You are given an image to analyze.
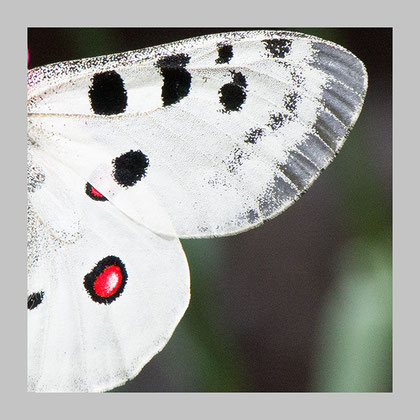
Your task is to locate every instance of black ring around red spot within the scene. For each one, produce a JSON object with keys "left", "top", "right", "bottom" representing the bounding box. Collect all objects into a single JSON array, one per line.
[
  {"left": 85, "top": 182, "right": 108, "bottom": 201},
  {"left": 84, "top": 256, "right": 128, "bottom": 304}
]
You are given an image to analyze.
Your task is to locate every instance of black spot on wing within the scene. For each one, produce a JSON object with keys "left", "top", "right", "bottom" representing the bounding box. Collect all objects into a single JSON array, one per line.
[
  {"left": 156, "top": 54, "right": 192, "bottom": 106},
  {"left": 219, "top": 84, "right": 246, "bottom": 112},
  {"left": 267, "top": 112, "right": 288, "bottom": 130},
  {"left": 113, "top": 150, "right": 149, "bottom": 188},
  {"left": 284, "top": 91, "right": 300, "bottom": 113},
  {"left": 263, "top": 39, "right": 292, "bottom": 58},
  {"left": 28, "top": 291, "right": 44, "bottom": 310},
  {"left": 244, "top": 127, "right": 265, "bottom": 144},
  {"left": 216, "top": 43, "right": 233, "bottom": 64},
  {"left": 89, "top": 71, "right": 127, "bottom": 115},
  {"left": 219, "top": 71, "right": 247, "bottom": 112},
  {"left": 157, "top": 54, "right": 190, "bottom": 68},
  {"left": 231, "top": 71, "right": 247, "bottom": 88}
]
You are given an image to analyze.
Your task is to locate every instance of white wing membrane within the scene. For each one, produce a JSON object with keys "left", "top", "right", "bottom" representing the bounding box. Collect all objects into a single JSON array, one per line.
[
  {"left": 27, "top": 146, "right": 190, "bottom": 392},
  {"left": 27, "top": 30, "right": 367, "bottom": 392}
]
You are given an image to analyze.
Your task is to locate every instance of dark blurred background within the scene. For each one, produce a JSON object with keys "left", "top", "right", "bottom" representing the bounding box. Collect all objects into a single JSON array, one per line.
[{"left": 27, "top": 28, "right": 392, "bottom": 392}]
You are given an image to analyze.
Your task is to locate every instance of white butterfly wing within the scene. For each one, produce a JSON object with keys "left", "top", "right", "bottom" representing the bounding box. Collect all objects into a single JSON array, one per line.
[
  {"left": 27, "top": 146, "right": 190, "bottom": 392},
  {"left": 27, "top": 30, "right": 367, "bottom": 238}
]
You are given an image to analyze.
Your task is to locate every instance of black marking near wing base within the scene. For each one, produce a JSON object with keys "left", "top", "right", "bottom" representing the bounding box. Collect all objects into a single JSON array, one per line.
[
  {"left": 28, "top": 291, "right": 44, "bottom": 310},
  {"left": 88, "top": 71, "right": 127, "bottom": 115},
  {"left": 157, "top": 54, "right": 192, "bottom": 106},
  {"left": 216, "top": 43, "right": 233, "bottom": 64},
  {"left": 112, "top": 150, "right": 149, "bottom": 188}
]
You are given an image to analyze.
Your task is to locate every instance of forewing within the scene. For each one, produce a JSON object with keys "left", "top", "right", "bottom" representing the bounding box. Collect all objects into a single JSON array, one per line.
[{"left": 27, "top": 30, "right": 367, "bottom": 237}]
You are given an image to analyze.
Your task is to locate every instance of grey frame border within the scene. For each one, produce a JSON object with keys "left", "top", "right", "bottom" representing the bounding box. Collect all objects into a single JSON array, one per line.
[{"left": 3, "top": 0, "right": 415, "bottom": 417}]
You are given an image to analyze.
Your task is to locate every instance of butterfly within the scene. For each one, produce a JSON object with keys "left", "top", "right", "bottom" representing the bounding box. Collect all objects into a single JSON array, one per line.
[{"left": 27, "top": 30, "right": 368, "bottom": 392}]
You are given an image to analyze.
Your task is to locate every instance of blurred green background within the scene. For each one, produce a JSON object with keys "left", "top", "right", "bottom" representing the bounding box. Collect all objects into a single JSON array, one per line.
[{"left": 27, "top": 28, "right": 392, "bottom": 392}]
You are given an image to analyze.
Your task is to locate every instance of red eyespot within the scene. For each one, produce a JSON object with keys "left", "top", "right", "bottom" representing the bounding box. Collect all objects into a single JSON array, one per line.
[
  {"left": 85, "top": 182, "right": 107, "bottom": 201},
  {"left": 84, "top": 256, "right": 127, "bottom": 304},
  {"left": 93, "top": 265, "right": 123, "bottom": 298}
]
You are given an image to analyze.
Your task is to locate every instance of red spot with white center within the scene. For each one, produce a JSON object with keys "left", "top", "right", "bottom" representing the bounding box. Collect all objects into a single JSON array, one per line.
[
  {"left": 84, "top": 256, "right": 127, "bottom": 304},
  {"left": 94, "top": 265, "right": 122, "bottom": 297}
]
